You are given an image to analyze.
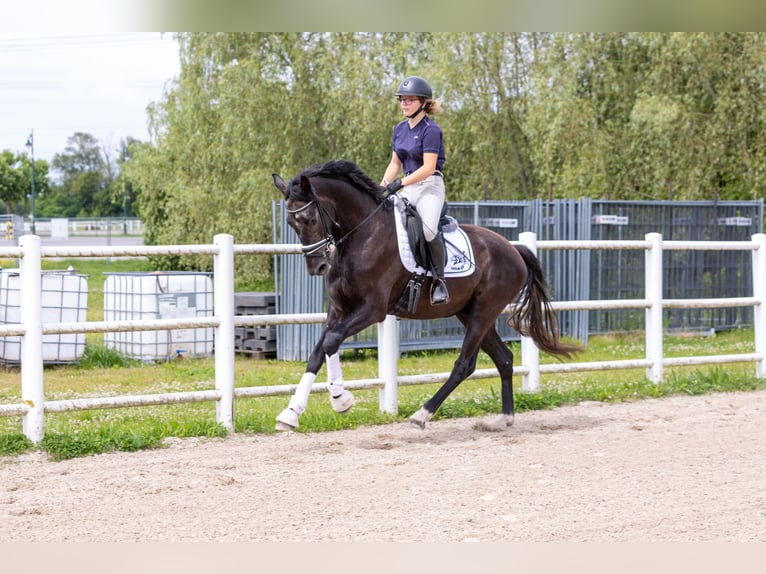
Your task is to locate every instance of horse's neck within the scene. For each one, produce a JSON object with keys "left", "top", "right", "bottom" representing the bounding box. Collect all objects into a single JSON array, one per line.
[{"left": 319, "top": 186, "right": 379, "bottom": 231}]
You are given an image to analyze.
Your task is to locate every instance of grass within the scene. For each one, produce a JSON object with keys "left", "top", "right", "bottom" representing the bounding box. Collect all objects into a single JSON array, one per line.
[
  {"left": 2, "top": 327, "right": 763, "bottom": 461},
  {"left": 1, "top": 257, "right": 764, "bottom": 461}
]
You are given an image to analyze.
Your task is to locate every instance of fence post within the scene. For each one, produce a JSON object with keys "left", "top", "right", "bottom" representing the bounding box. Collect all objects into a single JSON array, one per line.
[
  {"left": 645, "top": 232, "right": 664, "bottom": 383},
  {"left": 753, "top": 233, "right": 766, "bottom": 379},
  {"left": 19, "top": 235, "right": 44, "bottom": 443},
  {"left": 377, "top": 314, "right": 399, "bottom": 414},
  {"left": 519, "top": 231, "right": 541, "bottom": 392},
  {"left": 214, "top": 233, "right": 235, "bottom": 432}
]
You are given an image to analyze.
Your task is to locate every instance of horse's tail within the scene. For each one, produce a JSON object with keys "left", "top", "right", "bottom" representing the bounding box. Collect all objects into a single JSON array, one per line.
[{"left": 509, "top": 245, "right": 583, "bottom": 360}]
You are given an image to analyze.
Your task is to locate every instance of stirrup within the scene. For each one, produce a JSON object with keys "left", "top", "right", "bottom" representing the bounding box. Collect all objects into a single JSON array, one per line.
[{"left": 431, "top": 280, "right": 449, "bottom": 305}]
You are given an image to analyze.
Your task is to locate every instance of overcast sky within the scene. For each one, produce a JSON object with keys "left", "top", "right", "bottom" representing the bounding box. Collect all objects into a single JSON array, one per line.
[{"left": 0, "top": 32, "right": 180, "bottom": 164}]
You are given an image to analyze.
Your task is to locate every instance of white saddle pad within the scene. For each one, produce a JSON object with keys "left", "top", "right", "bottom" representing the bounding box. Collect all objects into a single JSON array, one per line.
[{"left": 391, "top": 194, "right": 475, "bottom": 278}]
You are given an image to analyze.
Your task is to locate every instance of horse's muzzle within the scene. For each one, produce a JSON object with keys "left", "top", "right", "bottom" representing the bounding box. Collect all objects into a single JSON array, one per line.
[{"left": 307, "top": 258, "right": 330, "bottom": 276}]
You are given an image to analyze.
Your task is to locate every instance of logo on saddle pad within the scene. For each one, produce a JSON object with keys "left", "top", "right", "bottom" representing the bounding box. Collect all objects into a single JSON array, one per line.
[{"left": 391, "top": 195, "right": 474, "bottom": 278}]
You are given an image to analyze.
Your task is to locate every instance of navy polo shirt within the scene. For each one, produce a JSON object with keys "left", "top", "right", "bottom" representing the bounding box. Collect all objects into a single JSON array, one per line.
[{"left": 392, "top": 116, "right": 445, "bottom": 175}]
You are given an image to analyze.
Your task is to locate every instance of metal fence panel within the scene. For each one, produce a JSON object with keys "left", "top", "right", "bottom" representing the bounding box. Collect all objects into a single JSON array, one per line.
[
  {"left": 588, "top": 200, "right": 762, "bottom": 334},
  {"left": 275, "top": 198, "right": 764, "bottom": 360}
]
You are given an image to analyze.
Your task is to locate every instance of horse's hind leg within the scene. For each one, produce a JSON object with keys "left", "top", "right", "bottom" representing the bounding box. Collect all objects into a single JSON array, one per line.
[
  {"left": 409, "top": 322, "right": 514, "bottom": 431},
  {"left": 409, "top": 314, "right": 489, "bottom": 429},
  {"left": 409, "top": 348, "right": 479, "bottom": 430},
  {"left": 472, "top": 328, "right": 516, "bottom": 432}
]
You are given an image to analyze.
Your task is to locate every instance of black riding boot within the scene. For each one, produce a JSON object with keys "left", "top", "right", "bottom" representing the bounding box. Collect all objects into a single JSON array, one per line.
[{"left": 427, "top": 237, "right": 449, "bottom": 305}]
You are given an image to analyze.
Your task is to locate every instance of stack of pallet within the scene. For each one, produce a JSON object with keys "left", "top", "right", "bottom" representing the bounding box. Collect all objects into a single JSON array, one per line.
[{"left": 234, "top": 292, "right": 277, "bottom": 358}]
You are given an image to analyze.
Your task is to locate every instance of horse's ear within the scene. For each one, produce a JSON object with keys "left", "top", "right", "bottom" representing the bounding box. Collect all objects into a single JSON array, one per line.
[
  {"left": 299, "top": 176, "right": 313, "bottom": 196},
  {"left": 272, "top": 174, "right": 289, "bottom": 198}
]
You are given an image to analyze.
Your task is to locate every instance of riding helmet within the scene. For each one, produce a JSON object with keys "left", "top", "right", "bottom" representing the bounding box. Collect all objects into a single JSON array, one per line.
[{"left": 395, "top": 76, "right": 433, "bottom": 99}]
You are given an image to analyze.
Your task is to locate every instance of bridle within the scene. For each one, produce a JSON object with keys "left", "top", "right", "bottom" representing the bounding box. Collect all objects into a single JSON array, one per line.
[
  {"left": 285, "top": 197, "right": 337, "bottom": 257},
  {"left": 286, "top": 184, "right": 388, "bottom": 258}
]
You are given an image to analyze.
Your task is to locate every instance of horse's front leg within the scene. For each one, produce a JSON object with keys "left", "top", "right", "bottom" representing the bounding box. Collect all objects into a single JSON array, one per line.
[
  {"left": 325, "top": 351, "right": 355, "bottom": 414},
  {"left": 275, "top": 312, "right": 359, "bottom": 431},
  {"left": 275, "top": 332, "right": 330, "bottom": 431},
  {"left": 274, "top": 349, "right": 354, "bottom": 431}
]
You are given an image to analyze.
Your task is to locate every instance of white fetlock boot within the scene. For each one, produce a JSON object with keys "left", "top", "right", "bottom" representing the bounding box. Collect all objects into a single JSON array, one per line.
[
  {"left": 328, "top": 382, "right": 354, "bottom": 413},
  {"left": 275, "top": 406, "right": 301, "bottom": 431}
]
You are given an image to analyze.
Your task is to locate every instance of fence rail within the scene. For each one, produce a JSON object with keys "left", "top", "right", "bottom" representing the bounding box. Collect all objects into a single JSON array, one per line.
[
  {"left": 1, "top": 232, "right": 764, "bottom": 443},
  {"left": 276, "top": 198, "right": 764, "bottom": 357}
]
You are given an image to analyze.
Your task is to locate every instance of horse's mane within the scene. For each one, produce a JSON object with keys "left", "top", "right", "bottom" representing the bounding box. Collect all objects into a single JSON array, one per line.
[{"left": 291, "top": 159, "right": 387, "bottom": 205}]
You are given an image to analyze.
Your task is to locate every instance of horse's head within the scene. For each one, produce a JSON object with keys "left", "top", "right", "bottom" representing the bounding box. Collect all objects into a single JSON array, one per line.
[
  {"left": 273, "top": 172, "right": 333, "bottom": 276},
  {"left": 274, "top": 160, "right": 388, "bottom": 277}
]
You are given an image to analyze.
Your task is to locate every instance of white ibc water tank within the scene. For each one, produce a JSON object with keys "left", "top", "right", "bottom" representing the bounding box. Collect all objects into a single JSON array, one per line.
[
  {"left": 0, "top": 269, "right": 88, "bottom": 364},
  {"left": 103, "top": 272, "right": 214, "bottom": 361}
]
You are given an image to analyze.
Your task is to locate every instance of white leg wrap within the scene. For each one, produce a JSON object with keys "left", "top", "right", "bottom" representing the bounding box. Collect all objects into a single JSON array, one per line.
[
  {"left": 326, "top": 353, "right": 354, "bottom": 413},
  {"left": 326, "top": 353, "right": 346, "bottom": 398},
  {"left": 288, "top": 372, "right": 316, "bottom": 415},
  {"left": 326, "top": 353, "right": 343, "bottom": 382}
]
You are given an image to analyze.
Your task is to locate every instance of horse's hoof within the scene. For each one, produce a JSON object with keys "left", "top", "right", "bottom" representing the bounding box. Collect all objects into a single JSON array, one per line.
[
  {"left": 275, "top": 407, "right": 299, "bottom": 431},
  {"left": 495, "top": 413, "right": 514, "bottom": 427},
  {"left": 329, "top": 389, "right": 355, "bottom": 413},
  {"left": 409, "top": 407, "right": 433, "bottom": 430},
  {"left": 409, "top": 417, "right": 426, "bottom": 430},
  {"left": 473, "top": 414, "right": 514, "bottom": 432}
]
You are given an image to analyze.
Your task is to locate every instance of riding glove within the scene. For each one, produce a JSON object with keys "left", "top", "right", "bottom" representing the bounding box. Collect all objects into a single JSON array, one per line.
[{"left": 385, "top": 178, "right": 403, "bottom": 193}]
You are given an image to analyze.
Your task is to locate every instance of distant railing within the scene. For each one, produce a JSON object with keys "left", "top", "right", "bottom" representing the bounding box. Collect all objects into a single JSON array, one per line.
[
  {"left": 24, "top": 217, "right": 144, "bottom": 237},
  {"left": 1, "top": 232, "right": 764, "bottom": 444}
]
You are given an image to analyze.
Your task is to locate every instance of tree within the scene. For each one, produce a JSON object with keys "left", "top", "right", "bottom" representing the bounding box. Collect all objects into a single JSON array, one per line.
[
  {"left": 38, "top": 132, "right": 120, "bottom": 217},
  {"left": 0, "top": 149, "right": 49, "bottom": 216},
  {"left": 0, "top": 150, "right": 24, "bottom": 213},
  {"left": 525, "top": 32, "right": 766, "bottom": 200},
  {"left": 125, "top": 33, "right": 417, "bottom": 279},
  {"left": 126, "top": 33, "right": 766, "bottom": 285}
]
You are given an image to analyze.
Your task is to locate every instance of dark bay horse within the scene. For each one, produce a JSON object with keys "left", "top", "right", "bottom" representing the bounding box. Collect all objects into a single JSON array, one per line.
[{"left": 272, "top": 159, "right": 580, "bottom": 431}]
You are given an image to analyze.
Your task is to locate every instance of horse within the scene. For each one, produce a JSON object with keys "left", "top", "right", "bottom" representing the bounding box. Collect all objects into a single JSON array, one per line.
[{"left": 272, "top": 159, "right": 581, "bottom": 431}]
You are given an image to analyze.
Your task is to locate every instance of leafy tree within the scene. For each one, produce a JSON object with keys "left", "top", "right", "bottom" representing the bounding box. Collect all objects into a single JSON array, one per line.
[
  {"left": 38, "top": 132, "right": 120, "bottom": 218},
  {"left": 0, "top": 150, "right": 24, "bottom": 213},
  {"left": 526, "top": 32, "right": 766, "bottom": 200},
  {"left": 0, "top": 149, "right": 49, "bottom": 216},
  {"left": 125, "top": 33, "right": 414, "bottom": 279},
  {"left": 124, "top": 32, "right": 766, "bottom": 285}
]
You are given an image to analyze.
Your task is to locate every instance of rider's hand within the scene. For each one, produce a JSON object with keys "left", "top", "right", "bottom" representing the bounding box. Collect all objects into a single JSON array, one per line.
[{"left": 385, "top": 178, "right": 403, "bottom": 193}]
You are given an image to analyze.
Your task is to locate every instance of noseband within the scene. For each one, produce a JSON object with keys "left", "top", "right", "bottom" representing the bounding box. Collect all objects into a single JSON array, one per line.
[
  {"left": 286, "top": 184, "right": 388, "bottom": 258},
  {"left": 285, "top": 199, "right": 333, "bottom": 256}
]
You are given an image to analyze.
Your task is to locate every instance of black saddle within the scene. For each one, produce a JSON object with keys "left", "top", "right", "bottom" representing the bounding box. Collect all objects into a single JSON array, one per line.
[
  {"left": 402, "top": 199, "right": 449, "bottom": 270},
  {"left": 391, "top": 199, "right": 451, "bottom": 314}
]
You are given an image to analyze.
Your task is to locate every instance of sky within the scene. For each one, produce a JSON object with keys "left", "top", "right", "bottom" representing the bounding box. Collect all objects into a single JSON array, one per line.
[{"left": 0, "top": 31, "right": 180, "bottom": 164}]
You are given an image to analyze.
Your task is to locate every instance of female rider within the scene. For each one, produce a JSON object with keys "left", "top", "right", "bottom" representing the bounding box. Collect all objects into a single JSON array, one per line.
[{"left": 381, "top": 75, "right": 448, "bottom": 305}]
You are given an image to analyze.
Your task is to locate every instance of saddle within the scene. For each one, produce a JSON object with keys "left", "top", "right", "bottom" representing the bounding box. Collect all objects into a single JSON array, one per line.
[
  {"left": 402, "top": 198, "right": 450, "bottom": 271},
  {"left": 393, "top": 198, "right": 451, "bottom": 314}
]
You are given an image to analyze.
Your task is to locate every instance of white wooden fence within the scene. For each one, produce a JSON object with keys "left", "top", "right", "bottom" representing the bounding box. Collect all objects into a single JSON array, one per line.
[{"left": 1, "top": 232, "right": 764, "bottom": 444}]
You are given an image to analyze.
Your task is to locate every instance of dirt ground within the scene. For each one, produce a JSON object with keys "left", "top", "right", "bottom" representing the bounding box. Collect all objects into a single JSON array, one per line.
[{"left": 1, "top": 390, "right": 765, "bottom": 542}]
